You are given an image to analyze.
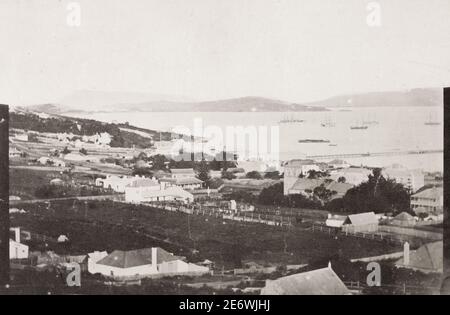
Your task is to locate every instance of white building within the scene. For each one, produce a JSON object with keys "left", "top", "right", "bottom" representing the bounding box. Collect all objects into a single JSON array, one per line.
[
  {"left": 283, "top": 159, "right": 320, "bottom": 195},
  {"left": 125, "top": 178, "right": 194, "bottom": 204},
  {"left": 9, "top": 228, "right": 28, "bottom": 260},
  {"left": 410, "top": 187, "right": 443, "bottom": 215},
  {"left": 96, "top": 175, "right": 137, "bottom": 193},
  {"left": 88, "top": 247, "right": 209, "bottom": 278},
  {"left": 382, "top": 164, "right": 424, "bottom": 193},
  {"left": 9, "top": 148, "right": 21, "bottom": 158},
  {"left": 329, "top": 167, "right": 372, "bottom": 186}
]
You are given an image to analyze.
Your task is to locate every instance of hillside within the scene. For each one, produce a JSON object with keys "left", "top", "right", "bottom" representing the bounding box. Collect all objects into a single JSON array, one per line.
[
  {"left": 305, "top": 88, "right": 442, "bottom": 108},
  {"left": 10, "top": 109, "right": 177, "bottom": 148}
]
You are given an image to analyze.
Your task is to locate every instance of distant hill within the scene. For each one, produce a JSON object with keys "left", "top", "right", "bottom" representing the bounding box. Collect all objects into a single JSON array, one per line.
[{"left": 305, "top": 88, "right": 442, "bottom": 108}]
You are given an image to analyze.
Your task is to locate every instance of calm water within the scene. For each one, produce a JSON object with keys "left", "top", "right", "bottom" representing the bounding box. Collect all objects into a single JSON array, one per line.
[{"left": 70, "top": 106, "right": 443, "bottom": 172}]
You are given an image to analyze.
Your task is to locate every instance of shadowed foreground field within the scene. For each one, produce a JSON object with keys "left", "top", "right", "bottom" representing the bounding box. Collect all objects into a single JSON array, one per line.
[{"left": 11, "top": 200, "right": 402, "bottom": 269}]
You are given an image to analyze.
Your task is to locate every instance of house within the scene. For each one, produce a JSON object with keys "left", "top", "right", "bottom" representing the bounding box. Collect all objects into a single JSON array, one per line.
[
  {"left": 286, "top": 178, "right": 352, "bottom": 199},
  {"left": 382, "top": 164, "right": 424, "bottom": 193},
  {"left": 329, "top": 167, "right": 372, "bottom": 186},
  {"left": 14, "top": 133, "right": 29, "bottom": 142},
  {"left": 89, "top": 247, "right": 209, "bottom": 278},
  {"left": 50, "top": 178, "right": 64, "bottom": 186},
  {"left": 87, "top": 251, "right": 109, "bottom": 275},
  {"left": 125, "top": 179, "right": 194, "bottom": 203},
  {"left": 159, "top": 177, "right": 203, "bottom": 190},
  {"left": 342, "top": 212, "right": 379, "bottom": 233},
  {"left": 96, "top": 175, "right": 136, "bottom": 193},
  {"left": 9, "top": 147, "right": 21, "bottom": 158},
  {"left": 220, "top": 179, "right": 280, "bottom": 196},
  {"left": 9, "top": 228, "right": 28, "bottom": 259},
  {"left": 410, "top": 187, "right": 443, "bottom": 215},
  {"left": 396, "top": 241, "right": 442, "bottom": 274},
  {"left": 327, "top": 159, "right": 350, "bottom": 169},
  {"left": 260, "top": 264, "right": 350, "bottom": 295},
  {"left": 38, "top": 156, "right": 51, "bottom": 165},
  {"left": 283, "top": 159, "right": 320, "bottom": 195},
  {"left": 326, "top": 214, "right": 347, "bottom": 228},
  {"left": 391, "top": 212, "right": 416, "bottom": 227},
  {"left": 170, "top": 168, "right": 196, "bottom": 179}
]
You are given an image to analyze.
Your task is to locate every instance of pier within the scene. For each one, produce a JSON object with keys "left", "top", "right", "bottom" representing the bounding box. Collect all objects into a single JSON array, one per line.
[{"left": 307, "top": 149, "right": 443, "bottom": 160}]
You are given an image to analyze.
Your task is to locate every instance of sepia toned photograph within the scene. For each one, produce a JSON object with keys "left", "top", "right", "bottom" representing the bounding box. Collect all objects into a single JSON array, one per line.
[{"left": 0, "top": 0, "right": 448, "bottom": 299}]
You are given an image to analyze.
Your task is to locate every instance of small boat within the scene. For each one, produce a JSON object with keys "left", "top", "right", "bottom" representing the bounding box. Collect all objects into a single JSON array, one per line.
[
  {"left": 298, "top": 139, "right": 330, "bottom": 143},
  {"left": 328, "top": 143, "right": 338, "bottom": 147},
  {"left": 350, "top": 125, "right": 368, "bottom": 130}
]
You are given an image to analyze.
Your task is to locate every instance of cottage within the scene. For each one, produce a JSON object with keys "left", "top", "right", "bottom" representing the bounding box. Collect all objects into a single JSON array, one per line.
[
  {"left": 9, "top": 147, "right": 21, "bottom": 158},
  {"left": 326, "top": 214, "right": 347, "bottom": 228},
  {"left": 396, "top": 241, "right": 442, "bottom": 274},
  {"left": 89, "top": 247, "right": 209, "bottom": 278},
  {"left": 283, "top": 159, "right": 320, "bottom": 195},
  {"left": 125, "top": 179, "right": 194, "bottom": 204},
  {"left": 160, "top": 177, "right": 203, "bottom": 190},
  {"left": 9, "top": 227, "right": 28, "bottom": 259},
  {"left": 327, "top": 159, "right": 350, "bottom": 169},
  {"left": 342, "top": 212, "right": 379, "bottom": 233},
  {"left": 329, "top": 167, "right": 372, "bottom": 186},
  {"left": 170, "top": 168, "right": 196, "bottom": 179},
  {"left": 260, "top": 265, "right": 350, "bottom": 295},
  {"left": 410, "top": 187, "right": 443, "bottom": 215},
  {"left": 391, "top": 212, "right": 416, "bottom": 227}
]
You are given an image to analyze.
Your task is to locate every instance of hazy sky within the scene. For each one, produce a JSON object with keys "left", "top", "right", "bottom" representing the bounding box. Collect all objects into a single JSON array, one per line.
[{"left": 1, "top": 0, "right": 449, "bottom": 105}]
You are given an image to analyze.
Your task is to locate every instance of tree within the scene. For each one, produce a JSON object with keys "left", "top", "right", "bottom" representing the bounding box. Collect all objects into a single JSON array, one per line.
[
  {"left": 132, "top": 167, "right": 153, "bottom": 178},
  {"left": 79, "top": 148, "right": 88, "bottom": 155},
  {"left": 338, "top": 176, "right": 346, "bottom": 183},
  {"left": 197, "top": 159, "right": 210, "bottom": 183},
  {"left": 246, "top": 171, "right": 262, "bottom": 180},
  {"left": 264, "top": 171, "right": 281, "bottom": 180},
  {"left": 62, "top": 147, "right": 71, "bottom": 155},
  {"left": 340, "top": 168, "right": 410, "bottom": 214},
  {"left": 221, "top": 170, "right": 236, "bottom": 180},
  {"left": 312, "top": 184, "right": 337, "bottom": 205}
]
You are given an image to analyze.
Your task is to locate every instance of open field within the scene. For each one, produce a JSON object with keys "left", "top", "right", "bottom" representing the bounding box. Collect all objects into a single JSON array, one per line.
[{"left": 11, "top": 199, "right": 402, "bottom": 270}]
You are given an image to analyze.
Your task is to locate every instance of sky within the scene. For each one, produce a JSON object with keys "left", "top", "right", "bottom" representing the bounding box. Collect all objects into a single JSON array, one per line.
[{"left": 0, "top": 0, "right": 449, "bottom": 106}]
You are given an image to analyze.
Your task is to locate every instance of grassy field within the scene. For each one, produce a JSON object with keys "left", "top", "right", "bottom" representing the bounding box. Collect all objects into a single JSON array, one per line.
[{"left": 12, "top": 199, "right": 402, "bottom": 270}]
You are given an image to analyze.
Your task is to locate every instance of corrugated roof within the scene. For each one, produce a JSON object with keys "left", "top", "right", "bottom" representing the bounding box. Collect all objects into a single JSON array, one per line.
[
  {"left": 171, "top": 168, "right": 195, "bottom": 174},
  {"left": 325, "top": 182, "right": 353, "bottom": 195},
  {"left": 344, "top": 212, "right": 378, "bottom": 226},
  {"left": 97, "top": 247, "right": 181, "bottom": 268},
  {"left": 260, "top": 267, "right": 350, "bottom": 295}
]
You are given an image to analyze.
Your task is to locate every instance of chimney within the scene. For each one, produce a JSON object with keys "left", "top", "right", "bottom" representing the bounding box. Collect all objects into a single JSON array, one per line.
[
  {"left": 152, "top": 247, "right": 158, "bottom": 270},
  {"left": 403, "top": 242, "right": 410, "bottom": 266},
  {"left": 14, "top": 227, "right": 20, "bottom": 243}
]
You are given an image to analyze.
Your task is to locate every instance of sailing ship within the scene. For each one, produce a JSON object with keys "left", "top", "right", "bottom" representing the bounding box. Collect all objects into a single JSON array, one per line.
[
  {"left": 278, "top": 114, "right": 304, "bottom": 124},
  {"left": 350, "top": 125, "right": 368, "bottom": 130},
  {"left": 424, "top": 113, "right": 441, "bottom": 126}
]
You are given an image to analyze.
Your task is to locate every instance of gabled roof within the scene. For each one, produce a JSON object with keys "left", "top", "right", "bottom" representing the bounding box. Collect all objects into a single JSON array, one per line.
[
  {"left": 394, "top": 212, "right": 415, "bottom": 221},
  {"left": 96, "top": 247, "right": 182, "bottom": 269},
  {"left": 325, "top": 182, "right": 353, "bottom": 195},
  {"left": 260, "top": 267, "right": 350, "bottom": 295},
  {"left": 161, "top": 177, "right": 203, "bottom": 185},
  {"left": 344, "top": 212, "right": 378, "bottom": 226},
  {"left": 396, "top": 241, "right": 442, "bottom": 272},
  {"left": 127, "top": 178, "right": 159, "bottom": 188},
  {"left": 171, "top": 168, "right": 195, "bottom": 174},
  {"left": 412, "top": 187, "right": 443, "bottom": 199},
  {"left": 290, "top": 178, "right": 325, "bottom": 191}
]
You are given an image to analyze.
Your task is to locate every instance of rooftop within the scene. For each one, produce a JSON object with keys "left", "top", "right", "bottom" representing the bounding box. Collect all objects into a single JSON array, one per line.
[
  {"left": 97, "top": 247, "right": 182, "bottom": 269},
  {"left": 344, "top": 212, "right": 378, "bottom": 226},
  {"left": 412, "top": 187, "right": 443, "bottom": 199},
  {"left": 260, "top": 266, "right": 350, "bottom": 295}
]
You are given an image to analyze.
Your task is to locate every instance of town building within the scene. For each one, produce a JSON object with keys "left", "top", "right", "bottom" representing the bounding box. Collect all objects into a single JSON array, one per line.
[
  {"left": 342, "top": 212, "right": 379, "bottom": 233},
  {"left": 382, "top": 164, "right": 424, "bottom": 193},
  {"left": 170, "top": 168, "right": 196, "bottom": 179},
  {"left": 9, "top": 147, "right": 21, "bottom": 158},
  {"left": 391, "top": 212, "right": 416, "bottom": 227},
  {"left": 329, "top": 167, "right": 372, "bottom": 186},
  {"left": 125, "top": 179, "right": 194, "bottom": 204},
  {"left": 160, "top": 177, "right": 203, "bottom": 190},
  {"left": 260, "top": 264, "right": 350, "bottom": 295},
  {"left": 9, "top": 228, "right": 28, "bottom": 260},
  {"left": 286, "top": 178, "right": 352, "bottom": 199},
  {"left": 410, "top": 187, "right": 443, "bottom": 215},
  {"left": 88, "top": 247, "right": 209, "bottom": 278},
  {"left": 283, "top": 159, "right": 321, "bottom": 195},
  {"left": 396, "top": 241, "right": 442, "bottom": 274},
  {"left": 327, "top": 159, "right": 350, "bottom": 169},
  {"left": 96, "top": 175, "right": 136, "bottom": 193}
]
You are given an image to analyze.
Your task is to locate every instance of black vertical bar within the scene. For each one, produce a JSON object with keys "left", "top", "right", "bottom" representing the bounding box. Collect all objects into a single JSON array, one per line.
[
  {"left": 444, "top": 88, "right": 450, "bottom": 290},
  {"left": 0, "top": 104, "right": 9, "bottom": 285}
]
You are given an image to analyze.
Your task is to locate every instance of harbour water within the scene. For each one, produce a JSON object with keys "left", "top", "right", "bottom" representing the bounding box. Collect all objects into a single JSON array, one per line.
[{"left": 70, "top": 106, "right": 443, "bottom": 172}]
